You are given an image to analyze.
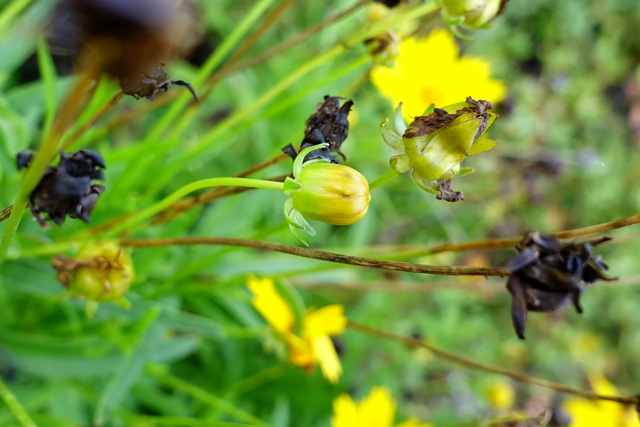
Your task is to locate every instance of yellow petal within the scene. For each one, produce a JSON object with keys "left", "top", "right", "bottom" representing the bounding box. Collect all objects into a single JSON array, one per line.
[
  {"left": 332, "top": 394, "right": 359, "bottom": 427},
  {"left": 371, "top": 29, "right": 506, "bottom": 118},
  {"left": 358, "top": 387, "right": 396, "bottom": 427},
  {"left": 312, "top": 335, "right": 342, "bottom": 383},
  {"left": 396, "top": 418, "right": 434, "bottom": 427},
  {"left": 247, "top": 275, "right": 294, "bottom": 334},
  {"left": 304, "top": 305, "right": 347, "bottom": 337},
  {"left": 285, "top": 332, "right": 315, "bottom": 369}
]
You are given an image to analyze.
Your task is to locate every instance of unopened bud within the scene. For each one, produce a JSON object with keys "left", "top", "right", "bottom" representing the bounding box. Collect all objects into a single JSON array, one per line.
[{"left": 290, "top": 163, "right": 370, "bottom": 226}]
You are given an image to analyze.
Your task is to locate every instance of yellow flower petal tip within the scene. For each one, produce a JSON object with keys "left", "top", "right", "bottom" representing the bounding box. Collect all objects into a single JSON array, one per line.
[
  {"left": 331, "top": 386, "right": 433, "bottom": 427},
  {"left": 371, "top": 29, "right": 506, "bottom": 118},
  {"left": 247, "top": 276, "right": 346, "bottom": 383}
]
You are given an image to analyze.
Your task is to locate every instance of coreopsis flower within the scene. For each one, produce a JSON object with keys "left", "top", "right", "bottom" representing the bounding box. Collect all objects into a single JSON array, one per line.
[
  {"left": 562, "top": 375, "right": 640, "bottom": 427},
  {"left": 486, "top": 380, "right": 515, "bottom": 411},
  {"left": 53, "top": 242, "right": 134, "bottom": 310},
  {"left": 381, "top": 97, "right": 497, "bottom": 201},
  {"left": 370, "top": 29, "right": 506, "bottom": 118},
  {"left": 284, "top": 144, "right": 371, "bottom": 244},
  {"left": 500, "top": 232, "right": 615, "bottom": 339},
  {"left": 437, "top": 0, "right": 511, "bottom": 30},
  {"left": 332, "top": 387, "right": 433, "bottom": 427},
  {"left": 17, "top": 149, "right": 106, "bottom": 227},
  {"left": 248, "top": 275, "right": 347, "bottom": 383}
]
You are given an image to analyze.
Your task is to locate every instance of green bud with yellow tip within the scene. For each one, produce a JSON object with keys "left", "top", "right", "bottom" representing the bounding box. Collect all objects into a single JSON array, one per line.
[
  {"left": 381, "top": 96, "right": 498, "bottom": 201},
  {"left": 284, "top": 144, "right": 371, "bottom": 245},
  {"left": 437, "top": 0, "right": 509, "bottom": 30},
  {"left": 53, "top": 241, "right": 135, "bottom": 304}
]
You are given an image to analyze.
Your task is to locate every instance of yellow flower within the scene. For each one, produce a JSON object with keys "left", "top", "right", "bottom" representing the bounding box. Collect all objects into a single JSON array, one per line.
[
  {"left": 486, "top": 380, "right": 515, "bottom": 411},
  {"left": 563, "top": 375, "right": 640, "bottom": 427},
  {"left": 248, "top": 275, "right": 347, "bottom": 383},
  {"left": 370, "top": 29, "right": 506, "bottom": 118},
  {"left": 332, "top": 387, "right": 433, "bottom": 427}
]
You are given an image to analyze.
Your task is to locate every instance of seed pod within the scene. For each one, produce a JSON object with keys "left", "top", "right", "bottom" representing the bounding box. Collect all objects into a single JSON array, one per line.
[{"left": 53, "top": 242, "right": 134, "bottom": 303}]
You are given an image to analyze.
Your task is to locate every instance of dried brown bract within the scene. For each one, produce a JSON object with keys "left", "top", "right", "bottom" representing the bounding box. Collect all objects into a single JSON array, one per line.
[
  {"left": 18, "top": 149, "right": 106, "bottom": 227},
  {"left": 282, "top": 95, "right": 354, "bottom": 164},
  {"left": 500, "top": 232, "right": 615, "bottom": 339}
]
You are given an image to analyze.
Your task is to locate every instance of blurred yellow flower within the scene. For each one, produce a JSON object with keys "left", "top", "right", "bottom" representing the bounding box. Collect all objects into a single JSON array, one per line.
[
  {"left": 248, "top": 275, "right": 347, "bottom": 383},
  {"left": 486, "top": 379, "right": 515, "bottom": 411},
  {"left": 332, "top": 387, "right": 434, "bottom": 427},
  {"left": 370, "top": 29, "right": 506, "bottom": 117},
  {"left": 563, "top": 375, "right": 640, "bottom": 427}
]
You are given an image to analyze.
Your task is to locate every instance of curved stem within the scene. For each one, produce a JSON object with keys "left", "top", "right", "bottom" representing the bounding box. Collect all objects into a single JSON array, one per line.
[
  {"left": 120, "top": 236, "right": 508, "bottom": 277},
  {"left": 0, "top": 376, "right": 36, "bottom": 427},
  {"left": 104, "top": 178, "right": 285, "bottom": 237},
  {"left": 0, "top": 77, "right": 94, "bottom": 265},
  {"left": 347, "top": 321, "right": 640, "bottom": 405},
  {"left": 369, "top": 169, "right": 399, "bottom": 190}
]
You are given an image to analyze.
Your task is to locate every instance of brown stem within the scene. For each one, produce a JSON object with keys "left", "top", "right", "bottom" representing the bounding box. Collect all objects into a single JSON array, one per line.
[
  {"left": 60, "top": 90, "right": 125, "bottom": 151},
  {"left": 347, "top": 321, "right": 640, "bottom": 405},
  {"left": 0, "top": 205, "right": 12, "bottom": 223},
  {"left": 372, "top": 214, "right": 640, "bottom": 258},
  {"left": 120, "top": 236, "right": 508, "bottom": 277}
]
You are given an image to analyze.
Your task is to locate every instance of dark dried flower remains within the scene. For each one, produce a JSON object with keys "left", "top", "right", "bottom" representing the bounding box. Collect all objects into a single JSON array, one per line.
[
  {"left": 50, "top": 0, "right": 199, "bottom": 100},
  {"left": 282, "top": 95, "right": 354, "bottom": 164},
  {"left": 501, "top": 231, "right": 615, "bottom": 339},
  {"left": 17, "top": 150, "right": 106, "bottom": 228}
]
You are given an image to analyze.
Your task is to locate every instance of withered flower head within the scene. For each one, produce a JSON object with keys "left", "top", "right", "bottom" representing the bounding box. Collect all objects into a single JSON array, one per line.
[
  {"left": 49, "top": 0, "right": 199, "bottom": 100},
  {"left": 282, "top": 95, "right": 354, "bottom": 164},
  {"left": 17, "top": 149, "right": 106, "bottom": 228},
  {"left": 53, "top": 242, "right": 134, "bottom": 304},
  {"left": 381, "top": 96, "right": 498, "bottom": 201},
  {"left": 501, "top": 231, "right": 615, "bottom": 339}
]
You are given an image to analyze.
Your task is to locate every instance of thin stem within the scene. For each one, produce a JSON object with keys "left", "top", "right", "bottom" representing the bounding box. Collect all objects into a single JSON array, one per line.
[
  {"left": 231, "top": 0, "right": 372, "bottom": 75},
  {"left": 60, "top": 91, "right": 125, "bottom": 151},
  {"left": 152, "top": 174, "right": 289, "bottom": 225},
  {"left": 0, "top": 377, "right": 37, "bottom": 427},
  {"left": 0, "top": 77, "right": 94, "bottom": 265},
  {"left": 147, "top": 365, "right": 274, "bottom": 427},
  {"left": 91, "top": 0, "right": 372, "bottom": 139},
  {"left": 369, "top": 169, "right": 399, "bottom": 190},
  {"left": 103, "top": 178, "right": 285, "bottom": 237},
  {"left": 120, "top": 236, "right": 508, "bottom": 277},
  {"left": 387, "top": 213, "right": 640, "bottom": 259},
  {"left": 347, "top": 321, "right": 640, "bottom": 405}
]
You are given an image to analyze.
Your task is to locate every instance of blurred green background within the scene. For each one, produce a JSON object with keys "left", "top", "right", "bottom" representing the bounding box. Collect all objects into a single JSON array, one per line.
[{"left": 1, "top": 0, "right": 640, "bottom": 426}]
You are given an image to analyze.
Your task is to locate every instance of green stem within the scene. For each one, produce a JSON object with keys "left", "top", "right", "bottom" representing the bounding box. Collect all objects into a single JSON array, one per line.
[
  {"left": 0, "top": 78, "right": 93, "bottom": 266},
  {"left": 144, "top": 0, "right": 280, "bottom": 143},
  {"left": 0, "top": 377, "right": 37, "bottom": 427},
  {"left": 103, "top": 178, "right": 285, "bottom": 237},
  {"left": 369, "top": 169, "right": 399, "bottom": 190},
  {"left": 147, "top": 365, "right": 274, "bottom": 427},
  {"left": 120, "top": 414, "right": 254, "bottom": 427},
  {"left": 0, "top": 0, "right": 33, "bottom": 40}
]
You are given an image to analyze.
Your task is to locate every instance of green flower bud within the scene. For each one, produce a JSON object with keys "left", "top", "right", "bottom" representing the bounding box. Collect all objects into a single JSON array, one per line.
[
  {"left": 438, "top": 0, "right": 509, "bottom": 29},
  {"left": 53, "top": 242, "right": 134, "bottom": 303},
  {"left": 381, "top": 97, "right": 498, "bottom": 201},
  {"left": 284, "top": 143, "right": 371, "bottom": 244},
  {"left": 290, "top": 162, "right": 371, "bottom": 226}
]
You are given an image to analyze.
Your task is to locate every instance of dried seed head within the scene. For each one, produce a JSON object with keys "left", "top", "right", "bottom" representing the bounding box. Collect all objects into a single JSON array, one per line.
[
  {"left": 501, "top": 232, "right": 615, "bottom": 339},
  {"left": 19, "top": 149, "right": 106, "bottom": 228},
  {"left": 53, "top": 242, "right": 134, "bottom": 303}
]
